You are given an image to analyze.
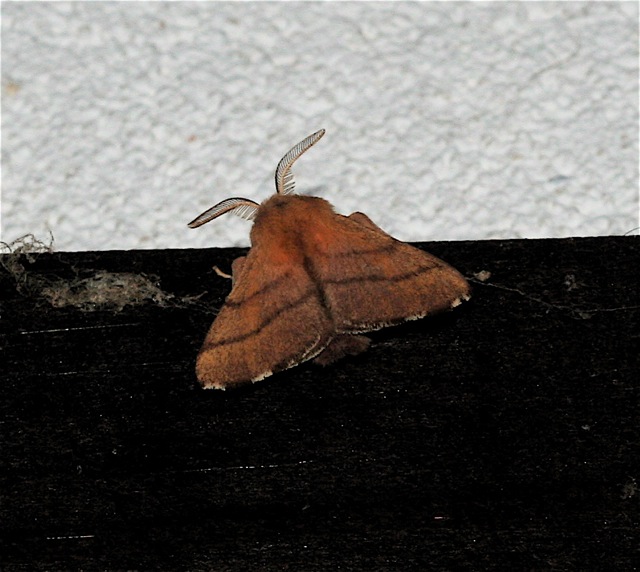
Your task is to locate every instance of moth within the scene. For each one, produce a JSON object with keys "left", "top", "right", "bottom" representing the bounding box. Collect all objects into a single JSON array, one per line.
[{"left": 188, "top": 129, "right": 470, "bottom": 389}]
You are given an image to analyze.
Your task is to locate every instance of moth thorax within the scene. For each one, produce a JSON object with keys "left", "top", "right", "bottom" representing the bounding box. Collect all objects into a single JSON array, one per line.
[{"left": 250, "top": 195, "right": 335, "bottom": 253}]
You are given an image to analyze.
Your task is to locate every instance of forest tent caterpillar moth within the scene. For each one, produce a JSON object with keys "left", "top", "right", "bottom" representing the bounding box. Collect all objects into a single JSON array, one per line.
[{"left": 188, "top": 129, "right": 470, "bottom": 389}]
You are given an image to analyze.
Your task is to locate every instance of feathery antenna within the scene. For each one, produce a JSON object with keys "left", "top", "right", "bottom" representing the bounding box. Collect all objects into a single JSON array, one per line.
[
  {"left": 188, "top": 129, "right": 326, "bottom": 229},
  {"left": 188, "top": 197, "right": 260, "bottom": 228},
  {"left": 274, "top": 129, "right": 326, "bottom": 195}
]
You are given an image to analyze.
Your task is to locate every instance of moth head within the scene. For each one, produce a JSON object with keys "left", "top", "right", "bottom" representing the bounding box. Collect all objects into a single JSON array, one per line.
[{"left": 188, "top": 129, "right": 326, "bottom": 229}]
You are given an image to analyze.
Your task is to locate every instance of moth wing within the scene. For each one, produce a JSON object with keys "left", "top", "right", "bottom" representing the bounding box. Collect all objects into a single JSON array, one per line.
[
  {"left": 196, "top": 246, "right": 333, "bottom": 389},
  {"left": 314, "top": 212, "right": 471, "bottom": 333}
]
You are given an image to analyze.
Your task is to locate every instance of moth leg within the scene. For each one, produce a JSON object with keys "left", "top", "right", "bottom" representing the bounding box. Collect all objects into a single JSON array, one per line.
[
  {"left": 312, "top": 334, "right": 371, "bottom": 367},
  {"left": 347, "top": 211, "right": 388, "bottom": 235},
  {"left": 213, "top": 266, "right": 233, "bottom": 280},
  {"left": 214, "top": 256, "right": 246, "bottom": 287},
  {"left": 230, "top": 256, "right": 247, "bottom": 287}
]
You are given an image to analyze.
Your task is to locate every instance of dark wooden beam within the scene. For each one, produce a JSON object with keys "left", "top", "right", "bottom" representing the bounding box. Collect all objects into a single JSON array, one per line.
[{"left": 1, "top": 237, "right": 638, "bottom": 570}]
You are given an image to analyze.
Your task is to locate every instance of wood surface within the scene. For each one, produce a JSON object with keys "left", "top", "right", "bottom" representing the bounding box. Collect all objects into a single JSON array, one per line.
[{"left": 1, "top": 237, "right": 638, "bottom": 570}]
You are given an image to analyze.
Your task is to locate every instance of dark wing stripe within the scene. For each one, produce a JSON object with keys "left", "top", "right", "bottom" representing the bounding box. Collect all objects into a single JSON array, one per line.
[
  {"left": 302, "top": 255, "right": 332, "bottom": 316},
  {"left": 327, "top": 243, "right": 398, "bottom": 259},
  {"left": 324, "top": 262, "right": 441, "bottom": 287},
  {"left": 225, "top": 272, "right": 289, "bottom": 308},
  {"left": 204, "top": 288, "right": 315, "bottom": 349}
]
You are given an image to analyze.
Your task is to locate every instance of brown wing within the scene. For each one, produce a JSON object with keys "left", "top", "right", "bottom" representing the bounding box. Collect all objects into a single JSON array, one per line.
[
  {"left": 196, "top": 245, "right": 334, "bottom": 389},
  {"left": 311, "top": 212, "right": 471, "bottom": 334}
]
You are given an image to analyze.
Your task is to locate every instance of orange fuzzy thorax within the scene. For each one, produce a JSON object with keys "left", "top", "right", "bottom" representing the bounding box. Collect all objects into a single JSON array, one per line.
[{"left": 250, "top": 194, "right": 338, "bottom": 264}]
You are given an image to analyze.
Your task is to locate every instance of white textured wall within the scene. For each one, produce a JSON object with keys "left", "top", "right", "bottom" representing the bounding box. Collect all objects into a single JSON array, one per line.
[{"left": 2, "top": 2, "right": 638, "bottom": 251}]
